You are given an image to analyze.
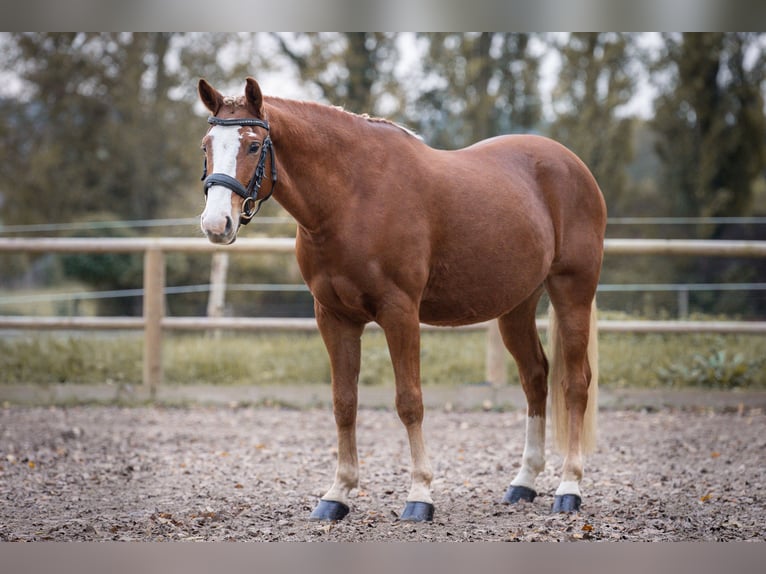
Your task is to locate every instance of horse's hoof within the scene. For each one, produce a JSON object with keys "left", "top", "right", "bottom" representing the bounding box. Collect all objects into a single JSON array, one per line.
[
  {"left": 399, "top": 501, "right": 435, "bottom": 522},
  {"left": 552, "top": 494, "right": 581, "bottom": 513},
  {"left": 309, "top": 499, "right": 350, "bottom": 521},
  {"left": 502, "top": 485, "right": 538, "bottom": 504}
]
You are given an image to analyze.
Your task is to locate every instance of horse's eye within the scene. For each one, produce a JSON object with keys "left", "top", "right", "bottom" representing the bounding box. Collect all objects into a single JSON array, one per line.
[
  {"left": 248, "top": 142, "right": 261, "bottom": 154},
  {"left": 201, "top": 145, "right": 207, "bottom": 153}
]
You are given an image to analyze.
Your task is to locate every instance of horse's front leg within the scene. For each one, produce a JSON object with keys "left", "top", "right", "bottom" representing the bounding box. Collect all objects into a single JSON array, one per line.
[
  {"left": 309, "top": 304, "right": 364, "bottom": 521},
  {"left": 379, "top": 307, "right": 434, "bottom": 522}
]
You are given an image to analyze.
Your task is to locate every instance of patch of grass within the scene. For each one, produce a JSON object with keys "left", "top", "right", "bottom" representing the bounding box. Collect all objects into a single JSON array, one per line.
[
  {"left": 0, "top": 335, "right": 141, "bottom": 384},
  {"left": 166, "top": 330, "right": 489, "bottom": 386},
  {"left": 164, "top": 333, "right": 330, "bottom": 385},
  {"left": 1, "top": 328, "right": 764, "bottom": 389}
]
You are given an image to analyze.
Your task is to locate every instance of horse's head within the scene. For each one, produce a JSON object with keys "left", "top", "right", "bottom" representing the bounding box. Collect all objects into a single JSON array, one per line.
[{"left": 197, "top": 77, "right": 276, "bottom": 245}]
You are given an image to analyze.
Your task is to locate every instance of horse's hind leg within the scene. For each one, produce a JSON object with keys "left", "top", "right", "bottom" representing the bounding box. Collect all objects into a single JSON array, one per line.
[
  {"left": 497, "top": 289, "right": 549, "bottom": 505},
  {"left": 546, "top": 271, "right": 600, "bottom": 513},
  {"left": 309, "top": 304, "right": 365, "bottom": 521}
]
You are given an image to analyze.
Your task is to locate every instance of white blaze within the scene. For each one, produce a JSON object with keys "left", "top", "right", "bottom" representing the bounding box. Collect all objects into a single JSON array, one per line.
[{"left": 201, "top": 125, "right": 242, "bottom": 235}]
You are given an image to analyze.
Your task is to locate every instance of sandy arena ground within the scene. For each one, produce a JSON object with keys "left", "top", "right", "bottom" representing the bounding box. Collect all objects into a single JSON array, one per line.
[{"left": 1, "top": 405, "right": 764, "bottom": 541}]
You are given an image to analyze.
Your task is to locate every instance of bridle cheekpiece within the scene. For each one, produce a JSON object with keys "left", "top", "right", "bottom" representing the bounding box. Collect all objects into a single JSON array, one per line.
[{"left": 201, "top": 115, "right": 277, "bottom": 224}]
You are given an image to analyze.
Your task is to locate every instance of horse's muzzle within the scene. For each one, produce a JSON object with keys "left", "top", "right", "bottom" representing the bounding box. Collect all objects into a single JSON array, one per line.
[{"left": 200, "top": 213, "right": 237, "bottom": 245}]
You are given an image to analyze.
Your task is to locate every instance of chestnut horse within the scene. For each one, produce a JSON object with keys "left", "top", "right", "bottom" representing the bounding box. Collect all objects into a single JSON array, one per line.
[{"left": 197, "top": 77, "right": 606, "bottom": 522}]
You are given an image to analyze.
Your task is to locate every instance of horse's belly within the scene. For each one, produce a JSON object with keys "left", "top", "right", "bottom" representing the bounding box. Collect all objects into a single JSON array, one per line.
[
  {"left": 418, "top": 299, "right": 497, "bottom": 326},
  {"left": 418, "top": 265, "right": 545, "bottom": 327}
]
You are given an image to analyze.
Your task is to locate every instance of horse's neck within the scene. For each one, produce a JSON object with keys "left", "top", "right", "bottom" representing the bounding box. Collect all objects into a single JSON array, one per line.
[{"left": 264, "top": 99, "right": 373, "bottom": 233}]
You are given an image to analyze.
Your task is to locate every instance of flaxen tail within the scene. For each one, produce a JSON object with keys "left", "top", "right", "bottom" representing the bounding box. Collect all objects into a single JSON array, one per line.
[{"left": 548, "top": 301, "right": 599, "bottom": 454}]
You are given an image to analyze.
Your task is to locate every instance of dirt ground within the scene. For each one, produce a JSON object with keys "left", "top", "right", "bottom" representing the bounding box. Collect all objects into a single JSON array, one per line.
[{"left": 1, "top": 404, "right": 764, "bottom": 542}]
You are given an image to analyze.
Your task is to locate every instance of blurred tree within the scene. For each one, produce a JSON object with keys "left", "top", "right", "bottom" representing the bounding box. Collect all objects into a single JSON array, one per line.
[
  {"left": 548, "top": 33, "right": 638, "bottom": 215},
  {"left": 650, "top": 33, "right": 766, "bottom": 317},
  {"left": 0, "top": 33, "right": 205, "bottom": 225},
  {"left": 0, "top": 33, "right": 269, "bottom": 224},
  {"left": 412, "top": 33, "right": 542, "bottom": 148},
  {"left": 273, "top": 32, "right": 400, "bottom": 115},
  {"left": 651, "top": 32, "right": 766, "bottom": 223}
]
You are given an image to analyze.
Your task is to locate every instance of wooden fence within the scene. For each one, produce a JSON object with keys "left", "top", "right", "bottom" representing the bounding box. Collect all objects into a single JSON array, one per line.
[{"left": 1, "top": 237, "right": 765, "bottom": 394}]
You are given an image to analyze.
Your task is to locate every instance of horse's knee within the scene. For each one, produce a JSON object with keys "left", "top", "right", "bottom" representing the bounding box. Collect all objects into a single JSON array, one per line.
[
  {"left": 334, "top": 411, "right": 356, "bottom": 431},
  {"left": 395, "top": 388, "right": 424, "bottom": 426},
  {"left": 520, "top": 368, "right": 548, "bottom": 411},
  {"left": 332, "top": 395, "right": 357, "bottom": 428}
]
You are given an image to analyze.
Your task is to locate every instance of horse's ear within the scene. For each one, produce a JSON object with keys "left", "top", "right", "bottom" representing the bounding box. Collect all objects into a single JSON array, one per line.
[
  {"left": 245, "top": 77, "right": 264, "bottom": 118},
  {"left": 198, "top": 78, "right": 223, "bottom": 115}
]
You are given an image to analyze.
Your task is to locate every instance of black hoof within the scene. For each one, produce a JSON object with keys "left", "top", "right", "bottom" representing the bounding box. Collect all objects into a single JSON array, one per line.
[
  {"left": 399, "top": 501, "right": 435, "bottom": 522},
  {"left": 309, "top": 499, "right": 350, "bottom": 521},
  {"left": 502, "top": 485, "right": 538, "bottom": 504},
  {"left": 552, "top": 494, "right": 581, "bottom": 513}
]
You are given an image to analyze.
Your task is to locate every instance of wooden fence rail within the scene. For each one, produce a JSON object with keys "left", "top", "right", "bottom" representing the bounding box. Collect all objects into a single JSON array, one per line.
[{"left": 1, "top": 237, "right": 765, "bottom": 395}]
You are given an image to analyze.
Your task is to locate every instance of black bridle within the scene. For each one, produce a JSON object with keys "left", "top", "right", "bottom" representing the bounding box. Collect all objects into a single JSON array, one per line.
[{"left": 201, "top": 116, "right": 277, "bottom": 225}]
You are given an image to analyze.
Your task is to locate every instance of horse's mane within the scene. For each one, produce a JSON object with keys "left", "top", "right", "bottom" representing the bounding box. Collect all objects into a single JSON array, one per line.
[
  {"left": 265, "top": 96, "right": 420, "bottom": 139},
  {"left": 349, "top": 110, "right": 420, "bottom": 139}
]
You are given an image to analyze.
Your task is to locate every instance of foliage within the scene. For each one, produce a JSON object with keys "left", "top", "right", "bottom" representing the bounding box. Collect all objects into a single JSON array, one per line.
[
  {"left": 1, "top": 34, "right": 198, "bottom": 225},
  {"left": 656, "top": 349, "right": 762, "bottom": 389},
  {"left": 273, "top": 33, "right": 400, "bottom": 115},
  {"left": 412, "top": 32, "right": 542, "bottom": 148},
  {"left": 59, "top": 212, "right": 143, "bottom": 315},
  {"left": 651, "top": 33, "right": 766, "bottom": 221},
  {"left": 548, "top": 33, "right": 638, "bottom": 214}
]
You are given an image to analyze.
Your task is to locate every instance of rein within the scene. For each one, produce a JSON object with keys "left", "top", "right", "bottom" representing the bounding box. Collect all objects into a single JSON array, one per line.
[{"left": 201, "top": 116, "right": 278, "bottom": 224}]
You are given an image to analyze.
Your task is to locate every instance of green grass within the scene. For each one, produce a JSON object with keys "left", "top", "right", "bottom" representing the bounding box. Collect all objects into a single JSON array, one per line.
[{"left": 1, "top": 328, "right": 764, "bottom": 389}]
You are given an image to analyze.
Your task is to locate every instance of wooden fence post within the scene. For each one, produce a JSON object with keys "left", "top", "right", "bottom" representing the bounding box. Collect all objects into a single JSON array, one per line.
[
  {"left": 207, "top": 251, "right": 229, "bottom": 339},
  {"left": 143, "top": 247, "right": 165, "bottom": 397}
]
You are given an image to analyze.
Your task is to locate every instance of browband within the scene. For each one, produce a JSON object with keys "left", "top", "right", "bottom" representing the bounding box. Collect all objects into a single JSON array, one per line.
[{"left": 207, "top": 116, "right": 270, "bottom": 130}]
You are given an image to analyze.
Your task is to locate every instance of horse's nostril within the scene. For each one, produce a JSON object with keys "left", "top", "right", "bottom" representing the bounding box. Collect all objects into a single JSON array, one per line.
[{"left": 224, "top": 216, "right": 233, "bottom": 235}]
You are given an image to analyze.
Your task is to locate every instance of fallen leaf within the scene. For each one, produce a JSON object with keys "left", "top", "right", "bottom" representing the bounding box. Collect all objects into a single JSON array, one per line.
[
  {"left": 581, "top": 523, "right": 594, "bottom": 532},
  {"left": 711, "top": 452, "right": 721, "bottom": 459},
  {"left": 700, "top": 493, "right": 713, "bottom": 503}
]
